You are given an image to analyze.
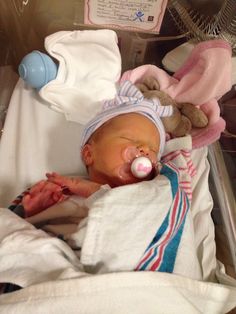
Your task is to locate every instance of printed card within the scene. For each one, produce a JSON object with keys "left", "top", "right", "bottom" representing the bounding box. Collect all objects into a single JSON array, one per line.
[{"left": 84, "top": 0, "right": 168, "bottom": 33}]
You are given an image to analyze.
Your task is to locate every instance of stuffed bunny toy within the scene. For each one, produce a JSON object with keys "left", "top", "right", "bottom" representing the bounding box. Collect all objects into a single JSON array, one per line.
[{"left": 136, "top": 76, "right": 208, "bottom": 137}]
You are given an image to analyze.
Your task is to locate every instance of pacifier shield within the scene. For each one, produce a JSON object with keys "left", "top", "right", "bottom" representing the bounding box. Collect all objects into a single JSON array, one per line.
[
  {"left": 131, "top": 156, "right": 152, "bottom": 178},
  {"left": 122, "top": 146, "right": 140, "bottom": 162}
]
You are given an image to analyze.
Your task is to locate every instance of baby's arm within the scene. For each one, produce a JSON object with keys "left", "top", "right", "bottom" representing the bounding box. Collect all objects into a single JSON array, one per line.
[{"left": 46, "top": 172, "right": 102, "bottom": 198}]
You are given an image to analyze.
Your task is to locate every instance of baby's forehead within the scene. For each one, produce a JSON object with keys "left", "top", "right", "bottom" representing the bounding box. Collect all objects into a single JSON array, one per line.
[
  {"left": 87, "top": 112, "right": 161, "bottom": 148},
  {"left": 96, "top": 113, "right": 159, "bottom": 138},
  {"left": 103, "top": 113, "right": 159, "bottom": 134}
]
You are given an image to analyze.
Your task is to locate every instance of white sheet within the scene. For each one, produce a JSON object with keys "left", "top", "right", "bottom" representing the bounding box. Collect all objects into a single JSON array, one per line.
[{"left": 0, "top": 270, "right": 236, "bottom": 314}]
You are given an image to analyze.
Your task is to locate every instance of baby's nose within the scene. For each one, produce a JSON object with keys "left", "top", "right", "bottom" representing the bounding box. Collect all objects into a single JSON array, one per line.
[
  {"left": 138, "top": 145, "right": 158, "bottom": 164},
  {"left": 138, "top": 145, "right": 151, "bottom": 157},
  {"left": 122, "top": 145, "right": 155, "bottom": 163}
]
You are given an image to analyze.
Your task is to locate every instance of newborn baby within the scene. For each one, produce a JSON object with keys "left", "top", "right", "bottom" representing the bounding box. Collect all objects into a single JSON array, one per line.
[
  {"left": 9, "top": 81, "right": 198, "bottom": 279},
  {"left": 22, "top": 81, "right": 172, "bottom": 217}
]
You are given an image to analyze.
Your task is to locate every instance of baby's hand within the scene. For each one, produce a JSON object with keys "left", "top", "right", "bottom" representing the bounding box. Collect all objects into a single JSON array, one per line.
[
  {"left": 22, "top": 180, "right": 68, "bottom": 217},
  {"left": 47, "top": 172, "right": 102, "bottom": 198},
  {"left": 46, "top": 172, "right": 72, "bottom": 188}
]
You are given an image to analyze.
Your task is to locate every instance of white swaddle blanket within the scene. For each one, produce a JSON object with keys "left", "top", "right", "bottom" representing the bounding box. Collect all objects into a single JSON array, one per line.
[
  {"left": 39, "top": 29, "right": 121, "bottom": 124},
  {"left": 72, "top": 136, "right": 201, "bottom": 279}
]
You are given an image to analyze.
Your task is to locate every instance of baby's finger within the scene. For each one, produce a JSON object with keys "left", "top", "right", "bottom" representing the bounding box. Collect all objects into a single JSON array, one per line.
[
  {"left": 22, "top": 194, "right": 31, "bottom": 207},
  {"left": 43, "top": 181, "right": 62, "bottom": 192},
  {"left": 47, "top": 174, "right": 66, "bottom": 187},
  {"left": 46, "top": 172, "right": 58, "bottom": 179},
  {"left": 52, "top": 191, "right": 68, "bottom": 203},
  {"left": 29, "top": 180, "right": 47, "bottom": 195}
]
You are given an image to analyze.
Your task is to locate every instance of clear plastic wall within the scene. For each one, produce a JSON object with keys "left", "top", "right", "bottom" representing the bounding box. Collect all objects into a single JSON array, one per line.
[
  {"left": 0, "top": 0, "right": 87, "bottom": 68},
  {"left": 0, "top": 0, "right": 186, "bottom": 70}
]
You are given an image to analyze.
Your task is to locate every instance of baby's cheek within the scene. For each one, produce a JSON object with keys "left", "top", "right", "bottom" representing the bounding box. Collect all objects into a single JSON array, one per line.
[
  {"left": 104, "top": 147, "right": 124, "bottom": 165},
  {"left": 105, "top": 157, "right": 122, "bottom": 173}
]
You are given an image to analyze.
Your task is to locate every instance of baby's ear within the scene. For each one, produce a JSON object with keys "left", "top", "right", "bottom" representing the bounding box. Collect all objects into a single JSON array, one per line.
[{"left": 81, "top": 144, "right": 93, "bottom": 166}]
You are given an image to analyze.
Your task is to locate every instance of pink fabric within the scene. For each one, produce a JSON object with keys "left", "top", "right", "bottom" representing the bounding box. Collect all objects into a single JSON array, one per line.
[{"left": 120, "top": 40, "right": 232, "bottom": 148}]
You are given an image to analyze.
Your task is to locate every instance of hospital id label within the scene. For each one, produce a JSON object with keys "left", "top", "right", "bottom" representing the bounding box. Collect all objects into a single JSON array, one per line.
[{"left": 84, "top": 0, "right": 168, "bottom": 33}]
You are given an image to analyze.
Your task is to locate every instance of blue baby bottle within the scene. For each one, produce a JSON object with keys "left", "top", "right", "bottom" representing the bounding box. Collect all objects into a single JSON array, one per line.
[{"left": 18, "top": 50, "right": 58, "bottom": 90}]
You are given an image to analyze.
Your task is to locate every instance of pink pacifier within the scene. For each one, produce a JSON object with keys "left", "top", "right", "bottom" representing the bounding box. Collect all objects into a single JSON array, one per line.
[
  {"left": 121, "top": 146, "right": 154, "bottom": 179},
  {"left": 131, "top": 156, "right": 153, "bottom": 178}
]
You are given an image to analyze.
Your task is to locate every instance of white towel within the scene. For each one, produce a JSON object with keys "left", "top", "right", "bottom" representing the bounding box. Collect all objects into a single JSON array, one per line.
[{"left": 39, "top": 29, "right": 121, "bottom": 124}]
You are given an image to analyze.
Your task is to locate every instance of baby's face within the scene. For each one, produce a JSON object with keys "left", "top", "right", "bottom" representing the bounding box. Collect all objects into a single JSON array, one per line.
[{"left": 82, "top": 113, "right": 160, "bottom": 187}]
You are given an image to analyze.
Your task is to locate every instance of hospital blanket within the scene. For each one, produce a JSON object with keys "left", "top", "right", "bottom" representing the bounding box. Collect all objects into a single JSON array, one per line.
[
  {"left": 135, "top": 164, "right": 190, "bottom": 273},
  {"left": 5, "top": 136, "right": 201, "bottom": 282},
  {"left": 79, "top": 136, "right": 200, "bottom": 278}
]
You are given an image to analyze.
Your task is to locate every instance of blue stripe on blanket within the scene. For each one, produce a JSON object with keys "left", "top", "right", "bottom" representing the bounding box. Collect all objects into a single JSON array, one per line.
[
  {"left": 160, "top": 164, "right": 178, "bottom": 197},
  {"left": 135, "top": 163, "right": 190, "bottom": 273},
  {"left": 158, "top": 191, "right": 189, "bottom": 273}
]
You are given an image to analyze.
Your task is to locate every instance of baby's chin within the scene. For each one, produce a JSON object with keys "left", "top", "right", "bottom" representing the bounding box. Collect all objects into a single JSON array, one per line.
[
  {"left": 110, "top": 164, "right": 140, "bottom": 187},
  {"left": 107, "top": 170, "right": 151, "bottom": 187},
  {"left": 92, "top": 164, "right": 155, "bottom": 188},
  {"left": 113, "top": 175, "right": 140, "bottom": 187},
  {"left": 94, "top": 170, "right": 139, "bottom": 188},
  {"left": 109, "top": 166, "right": 157, "bottom": 187}
]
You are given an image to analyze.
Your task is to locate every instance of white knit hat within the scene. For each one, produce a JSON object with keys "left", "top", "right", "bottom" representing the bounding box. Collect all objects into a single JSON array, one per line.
[{"left": 80, "top": 80, "right": 173, "bottom": 160}]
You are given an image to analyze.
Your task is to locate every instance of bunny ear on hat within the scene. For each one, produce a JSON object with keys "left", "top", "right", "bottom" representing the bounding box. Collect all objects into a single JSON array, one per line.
[{"left": 80, "top": 81, "right": 173, "bottom": 159}]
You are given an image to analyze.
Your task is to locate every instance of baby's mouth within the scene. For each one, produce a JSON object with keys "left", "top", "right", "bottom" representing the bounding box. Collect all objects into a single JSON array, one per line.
[{"left": 116, "top": 147, "right": 158, "bottom": 184}]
